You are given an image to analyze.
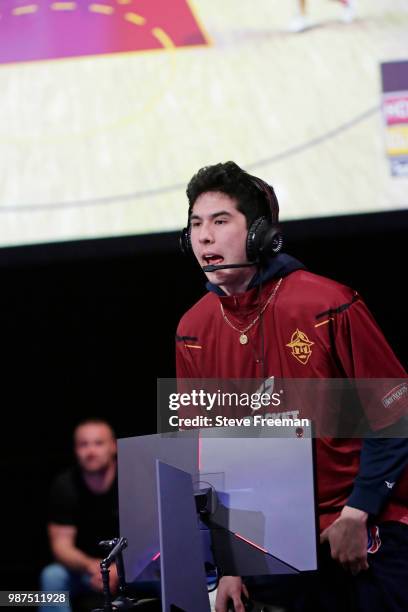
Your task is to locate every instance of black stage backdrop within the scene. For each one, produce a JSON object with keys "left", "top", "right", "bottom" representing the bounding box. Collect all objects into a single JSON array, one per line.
[{"left": 1, "top": 212, "right": 407, "bottom": 589}]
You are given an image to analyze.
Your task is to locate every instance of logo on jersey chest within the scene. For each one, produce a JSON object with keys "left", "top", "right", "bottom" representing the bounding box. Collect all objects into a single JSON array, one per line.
[{"left": 286, "top": 329, "right": 314, "bottom": 365}]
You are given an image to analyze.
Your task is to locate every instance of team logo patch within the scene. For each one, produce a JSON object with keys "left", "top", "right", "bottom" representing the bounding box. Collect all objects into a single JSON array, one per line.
[
  {"left": 286, "top": 329, "right": 314, "bottom": 365},
  {"left": 367, "top": 525, "right": 381, "bottom": 554},
  {"left": 382, "top": 383, "right": 408, "bottom": 409}
]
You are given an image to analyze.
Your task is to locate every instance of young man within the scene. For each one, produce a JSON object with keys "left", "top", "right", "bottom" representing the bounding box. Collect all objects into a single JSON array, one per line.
[
  {"left": 40, "top": 418, "right": 119, "bottom": 612},
  {"left": 176, "top": 162, "right": 408, "bottom": 612}
]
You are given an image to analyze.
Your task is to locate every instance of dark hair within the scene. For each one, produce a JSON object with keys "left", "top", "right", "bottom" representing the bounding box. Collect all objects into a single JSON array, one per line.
[
  {"left": 74, "top": 418, "right": 115, "bottom": 438},
  {"left": 186, "top": 161, "right": 278, "bottom": 227}
]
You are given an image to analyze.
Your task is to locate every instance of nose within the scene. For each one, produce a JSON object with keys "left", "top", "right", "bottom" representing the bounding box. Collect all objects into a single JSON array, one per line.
[{"left": 198, "top": 221, "right": 214, "bottom": 244}]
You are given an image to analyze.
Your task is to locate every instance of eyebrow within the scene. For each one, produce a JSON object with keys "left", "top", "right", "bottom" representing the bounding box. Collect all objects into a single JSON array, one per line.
[{"left": 190, "top": 210, "right": 233, "bottom": 221}]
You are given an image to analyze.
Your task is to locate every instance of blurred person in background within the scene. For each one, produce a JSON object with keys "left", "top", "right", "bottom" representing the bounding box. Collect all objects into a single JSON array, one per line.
[
  {"left": 289, "top": 0, "right": 356, "bottom": 32},
  {"left": 40, "top": 418, "right": 119, "bottom": 612}
]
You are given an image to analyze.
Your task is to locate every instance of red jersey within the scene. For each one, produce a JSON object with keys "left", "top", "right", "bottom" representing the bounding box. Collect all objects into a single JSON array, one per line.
[{"left": 176, "top": 268, "right": 408, "bottom": 530}]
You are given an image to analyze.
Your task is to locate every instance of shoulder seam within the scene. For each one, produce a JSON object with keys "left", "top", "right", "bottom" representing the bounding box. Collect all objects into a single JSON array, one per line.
[{"left": 315, "top": 293, "right": 359, "bottom": 320}]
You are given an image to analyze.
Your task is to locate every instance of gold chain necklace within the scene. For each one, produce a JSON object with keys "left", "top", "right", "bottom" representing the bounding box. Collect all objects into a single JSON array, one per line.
[{"left": 220, "top": 278, "right": 283, "bottom": 345}]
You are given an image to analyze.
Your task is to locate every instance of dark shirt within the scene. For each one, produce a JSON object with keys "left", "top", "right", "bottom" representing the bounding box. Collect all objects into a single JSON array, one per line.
[{"left": 48, "top": 467, "right": 119, "bottom": 558}]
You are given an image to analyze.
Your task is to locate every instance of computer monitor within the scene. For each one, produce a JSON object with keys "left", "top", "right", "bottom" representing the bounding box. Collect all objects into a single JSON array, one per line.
[
  {"left": 198, "top": 426, "right": 318, "bottom": 574},
  {"left": 118, "top": 431, "right": 199, "bottom": 583},
  {"left": 156, "top": 459, "right": 211, "bottom": 612},
  {"left": 118, "top": 425, "right": 317, "bottom": 584}
]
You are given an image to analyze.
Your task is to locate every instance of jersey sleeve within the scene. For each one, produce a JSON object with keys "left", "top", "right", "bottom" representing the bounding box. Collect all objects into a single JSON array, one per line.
[
  {"left": 175, "top": 333, "right": 198, "bottom": 379},
  {"left": 175, "top": 329, "right": 201, "bottom": 424},
  {"left": 333, "top": 296, "right": 408, "bottom": 430},
  {"left": 347, "top": 435, "right": 408, "bottom": 515}
]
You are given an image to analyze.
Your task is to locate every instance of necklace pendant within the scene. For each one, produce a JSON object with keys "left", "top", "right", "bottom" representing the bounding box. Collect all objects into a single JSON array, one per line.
[{"left": 239, "top": 333, "right": 249, "bottom": 345}]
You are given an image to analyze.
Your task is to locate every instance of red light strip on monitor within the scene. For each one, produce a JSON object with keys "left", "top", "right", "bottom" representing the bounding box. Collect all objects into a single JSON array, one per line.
[
  {"left": 152, "top": 552, "right": 160, "bottom": 561},
  {"left": 234, "top": 533, "right": 268, "bottom": 554}
]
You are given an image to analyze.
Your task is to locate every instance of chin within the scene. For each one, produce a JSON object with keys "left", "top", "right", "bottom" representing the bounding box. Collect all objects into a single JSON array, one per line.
[{"left": 206, "top": 270, "right": 230, "bottom": 284}]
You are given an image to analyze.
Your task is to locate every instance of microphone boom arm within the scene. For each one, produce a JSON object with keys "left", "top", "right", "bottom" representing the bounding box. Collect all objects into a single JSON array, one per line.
[{"left": 202, "top": 262, "right": 257, "bottom": 272}]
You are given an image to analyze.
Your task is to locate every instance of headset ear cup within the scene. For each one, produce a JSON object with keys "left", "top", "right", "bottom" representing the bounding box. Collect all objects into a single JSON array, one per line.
[
  {"left": 179, "top": 227, "right": 193, "bottom": 256},
  {"left": 263, "top": 225, "right": 284, "bottom": 256},
  {"left": 246, "top": 218, "right": 283, "bottom": 261},
  {"left": 246, "top": 217, "right": 269, "bottom": 262}
]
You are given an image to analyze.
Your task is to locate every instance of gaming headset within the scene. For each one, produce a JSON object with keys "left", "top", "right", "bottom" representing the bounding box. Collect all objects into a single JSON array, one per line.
[{"left": 179, "top": 173, "right": 283, "bottom": 267}]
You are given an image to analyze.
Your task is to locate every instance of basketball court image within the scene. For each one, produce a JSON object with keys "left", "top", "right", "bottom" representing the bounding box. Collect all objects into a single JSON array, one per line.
[
  {"left": 1, "top": 3, "right": 408, "bottom": 609},
  {"left": 0, "top": 0, "right": 407, "bottom": 247}
]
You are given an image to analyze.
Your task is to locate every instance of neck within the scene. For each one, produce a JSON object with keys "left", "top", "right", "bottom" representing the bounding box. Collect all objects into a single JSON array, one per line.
[
  {"left": 82, "top": 460, "right": 116, "bottom": 494},
  {"left": 218, "top": 267, "right": 256, "bottom": 296}
]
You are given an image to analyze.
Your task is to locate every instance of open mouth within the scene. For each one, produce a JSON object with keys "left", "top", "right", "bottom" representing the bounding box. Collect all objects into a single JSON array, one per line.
[{"left": 203, "top": 254, "right": 224, "bottom": 266}]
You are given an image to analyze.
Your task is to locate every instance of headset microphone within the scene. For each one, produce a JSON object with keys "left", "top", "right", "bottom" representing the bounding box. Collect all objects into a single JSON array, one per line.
[{"left": 202, "top": 262, "right": 257, "bottom": 273}]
